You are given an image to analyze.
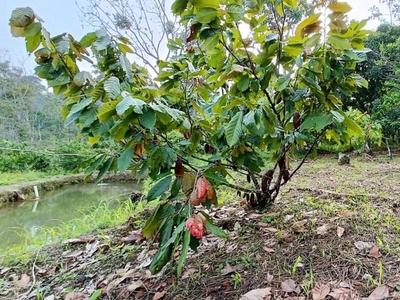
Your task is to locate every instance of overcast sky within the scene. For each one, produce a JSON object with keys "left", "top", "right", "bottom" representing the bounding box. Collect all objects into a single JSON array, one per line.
[{"left": 0, "top": 0, "right": 387, "bottom": 74}]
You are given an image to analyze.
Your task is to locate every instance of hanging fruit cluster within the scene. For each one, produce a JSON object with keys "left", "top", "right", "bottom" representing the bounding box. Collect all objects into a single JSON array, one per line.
[
  {"left": 189, "top": 176, "right": 216, "bottom": 206},
  {"left": 185, "top": 214, "right": 207, "bottom": 239}
]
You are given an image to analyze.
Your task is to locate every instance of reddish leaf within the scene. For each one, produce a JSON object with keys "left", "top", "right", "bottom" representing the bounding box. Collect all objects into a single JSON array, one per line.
[
  {"left": 368, "top": 246, "right": 382, "bottom": 259},
  {"left": 366, "top": 285, "right": 389, "bottom": 300},
  {"left": 329, "top": 288, "right": 351, "bottom": 299},
  {"left": 281, "top": 279, "right": 300, "bottom": 293},
  {"left": 153, "top": 291, "right": 167, "bottom": 300},
  {"left": 312, "top": 283, "right": 330, "bottom": 300},
  {"left": 18, "top": 273, "right": 31, "bottom": 288}
]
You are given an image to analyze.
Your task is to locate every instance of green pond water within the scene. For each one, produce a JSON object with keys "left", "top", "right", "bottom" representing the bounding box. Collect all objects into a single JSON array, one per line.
[{"left": 0, "top": 182, "right": 140, "bottom": 250}]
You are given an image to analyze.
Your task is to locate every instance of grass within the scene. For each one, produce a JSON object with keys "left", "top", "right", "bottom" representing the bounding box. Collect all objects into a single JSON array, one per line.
[{"left": 0, "top": 171, "right": 67, "bottom": 186}]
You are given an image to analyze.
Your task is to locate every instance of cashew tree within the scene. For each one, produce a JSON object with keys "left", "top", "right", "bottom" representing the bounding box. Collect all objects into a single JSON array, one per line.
[{"left": 10, "top": 0, "right": 370, "bottom": 274}]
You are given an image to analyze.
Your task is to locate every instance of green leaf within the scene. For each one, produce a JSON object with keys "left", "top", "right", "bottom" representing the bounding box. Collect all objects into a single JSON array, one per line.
[
  {"left": 196, "top": 8, "right": 218, "bottom": 24},
  {"left": 328, "top": 2, "right": 352, "bottom": 13},
  {"left": 304, "top": 33, "right": 321, "bottom": 48},
  {"left": 225, "top": 111, "right": 243, "bottom": 147},
  {"left": 143, "top": 203, "right": 165, "bottom": 239},
  {"left": 276, "top": 75, "right": 291, "bottom": 91},
  {"left": 226, "top": 5, "right": 245, "bottom": 22},
  {"left": 65, "top": 98, "right": 92, "bottom": 126},
  {"left": 170, "top": 178, "right": 182, "bottom": 197},
  {"left": 140, "top": 109, "right": 157, "bottom": 129},
  {"left": 23, "top": 22, "right": 41, "bottom": 37},
  {"left": 172, "top": 0, "right": 189, "bottom": 14},
  {"left": 237, "top": 74, "right": 250, "bottom": 92},
  {"left": 177, "top": 230, "right": 190, "bottom": 276},
  {"left": 26, "top": 34, "right": 42, "bottom": 53},
  {"left": 300, "top": 113, "right": 333, "bottom": 132},
  {"left": 190, "top": 0, "right": 220, "bottom": 10},
  {"left": 117, "top": 42, "right": 133, "bottom": 54},
  {"left": 147, "top": 175, "right": 172, "bottom": 201},
  {"left": 92, "top": 82, "right": 104, "bottom": 101},
  {"left": 93, "top": 29, "right": 111, "bottom": 51},
  {"left": 118, "top": 146, "right": 134, "bottom": 172},
  {"left": 73, "top": 71, "right": 95, "bottom": 87},
  {"left": 343, "top": 115, "right": 364, "bottom": 137},
  {"left": 205, "top": 221, "right": 227, "bottom": 239},
  {"left": 116, "top": 96, "right": 146, "bottom": 116},
  {"left": 328, "top": 35, "right": 351, "bottom": 50},
  {"left": 80, "top": 32, "right": 97, "bottom": 47},
  {"left": 95, "top": 157, "right": 114, "bottom": 183},
  {"left": 200, "top": 32, "right": 220, "bottom": 51},
  {"left": 97, "top": 101, "right": 118, "bottom": 122},
  {"left": 119, "top": 54, "right": 133, "bottom": 80},
  {"left": 89, "top": 289, "right": 103, "bottom": 300},
  {"left": 104, "top": 76, "right": 121, "bottom": 99}
]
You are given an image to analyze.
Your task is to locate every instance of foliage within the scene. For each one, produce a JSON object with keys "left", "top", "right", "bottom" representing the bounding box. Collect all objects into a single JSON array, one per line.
[
  {"left": 350, "top": 24, "right": 400, "bottom": 113},
  {"left": 319, "top": 108, "right": 382, "bottom": 153},
  {"left": 10, "top": 0, "right": 369, "bottom": 274},
  {"left": 0, "top": 59, "right": 79, "bottom": 144},
  {"left": 372, "top": 80, "right": 400, "bottom": 142},
  {"left": 0, "top": 140, "right": 93, "bottom": 173}
]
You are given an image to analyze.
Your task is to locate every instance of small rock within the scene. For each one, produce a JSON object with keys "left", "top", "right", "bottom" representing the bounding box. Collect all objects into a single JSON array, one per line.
[
  {"left": 338, "top": 152, "right": 350, "bottom": 165},
  {"left": 77, "top": 274, "right": 86, "bottom": 283}
]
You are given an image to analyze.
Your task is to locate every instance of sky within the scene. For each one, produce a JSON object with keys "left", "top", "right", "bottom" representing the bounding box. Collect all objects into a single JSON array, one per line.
[{"left": 0, "top": 0, "right": 387, "bottom": 74}]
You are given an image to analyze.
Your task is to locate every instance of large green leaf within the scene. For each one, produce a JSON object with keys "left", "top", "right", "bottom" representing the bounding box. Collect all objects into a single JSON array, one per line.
[
  {"left": 118, "top": 146, "right": 134, "bottom": 172},
  {"left": 104, "top": 76, "right": 121, "bottom": 99},
  {"left": 172, "top": 0, "right": 189, "bottom": 14},
  {"left": 177, "top": 230, "right": 190, "bottom": 276},
  {"left": 140, "top": 109, "right": 157, "bottom": 129},
  {"left": 237, "top": 74, "right": 250, "bottom": 92},
  {"left": 343, "top": 115, "right": 364, "bottom": 137},
  {"left": 205, "top": 220, "right": 227, "bottom": 239},
  {"left": 196, "top": 8, "right": 218, "bottom": 24},
  {"left": 95, "top": 157, "right": 114, "bottom": 183},
  {"left": 226, "top": 5, "right": 245, "bottom": 22},
  {"left": 116, "top": 96, "right": 146, "bottom": 116},
  {"left": 225, "top": 111, "right": 244, "bottom": 146},
  {"left": 142, "top": 203, "right": 165, "bottom": 239},
  {"left": 97, "top": 101, "right": 118, "bottom": 122},
  {"left": 147, "top": 175, "right": 172, "bottom": 201},
  {"left": 79, "top": 32, "right": 97, "bottom": 47},
  {"left": 300, "top": 113, "right": 333, "bottom": 132}
]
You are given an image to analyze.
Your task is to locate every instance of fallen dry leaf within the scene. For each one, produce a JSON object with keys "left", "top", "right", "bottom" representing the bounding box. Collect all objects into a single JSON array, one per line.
[
  {"left": 120, "top": 230, "right": 144, "bottom": 244},
  {"left": 337, "top": 226, "right": 345, "bottom": 238},
  {"left": 240, "top": 287, "right": 272, "bottom": 300},
  {"left": 316, "top": 224, "right": 329, "bottom": 235},
  {"left": 153, "top": 291, "right": 167, "bottom": 300},
  {"left": 221, "top": 263, "right": 243, "bottom": 276},
  {"left": 44, "top": 295, "right": 55, "bottom": 300},
  {"left": 116, "top": 280, "right": 144, "bottom": 300},
  {"left": 64, "top": 292, "right": 89, "bottom": 300},
  {"left": 329, "top": 288, "right": 351, "bottom": 300},
  {"left": 312, "top": 283, "right": 330, "bottom": 300},
  {"left": 281, "top": 279, "right": 300, "bottom": 294},
  {"left": 18, "top": 273, "right": 31, "bottom": 288},
  {"left": 365, "top": 285, "right": 389, "bottom": 300},
  {"left": 182, "top": 268, "right": 197, "bottom": 279},
  {"left": 368, "top": 246, "right": 382, "bottom": 259},
  {"left": 354, "top": 241, "right": 373, "bottom": 251},
  {"left": 85, "top": 240, "right": 100, "bottom": 257},
  {"left": 262, "top": 247, "right": 275, "bottom": 253}
]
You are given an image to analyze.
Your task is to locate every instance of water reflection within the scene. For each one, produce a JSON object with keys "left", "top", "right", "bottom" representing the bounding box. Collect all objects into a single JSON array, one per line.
[{"left": 0, "top": 182, "right": 140, "bottom": 249}]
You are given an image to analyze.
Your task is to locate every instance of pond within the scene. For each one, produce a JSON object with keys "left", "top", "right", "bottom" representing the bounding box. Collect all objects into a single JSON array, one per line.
[{"left": 0, "top": 182, "right": 141, "bottom": 250}]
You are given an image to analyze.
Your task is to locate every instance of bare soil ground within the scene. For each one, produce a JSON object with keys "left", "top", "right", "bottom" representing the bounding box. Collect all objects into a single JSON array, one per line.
[{"left": 1, "top": 153, "right": 400, "bottom": 300}]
